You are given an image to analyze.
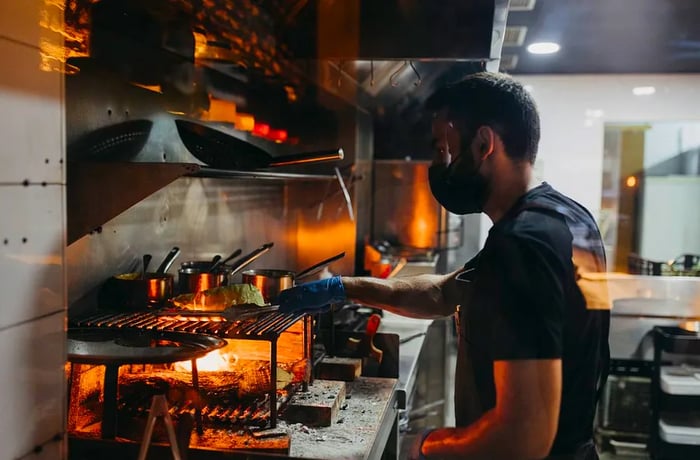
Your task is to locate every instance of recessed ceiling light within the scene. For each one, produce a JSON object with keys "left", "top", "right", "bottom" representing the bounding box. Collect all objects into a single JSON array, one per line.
[
  {"left": 632, "top": 86, "right": 656, "bottom": 96},
  {"left": 527, "top": 42, "right": 560, "bottom": 55}
]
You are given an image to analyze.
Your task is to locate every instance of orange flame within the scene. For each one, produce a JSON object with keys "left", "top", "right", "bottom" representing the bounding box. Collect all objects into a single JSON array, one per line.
[
  {"left": 174, "top": 350, "right": 239, "bottom": 373},
  {"left": 406, "top": 167, "right": 438, "bottom": 248}
]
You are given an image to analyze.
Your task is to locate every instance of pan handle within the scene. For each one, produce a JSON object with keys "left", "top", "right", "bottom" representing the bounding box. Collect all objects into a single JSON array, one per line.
[
  {"left": 156, "top": 247, "right": 181, "bottom": 274},
  {"left": 295, "top": 251, "right": 346, "bottom": 281},
  {"left": 209, "top": 248, "right": 242, "bottom": 273},
  {"left": 267, "top": 148, "right": 344, "bottom": 167},
  {"left": 228, "top": 242, "right": 274, "bottom": 277}
]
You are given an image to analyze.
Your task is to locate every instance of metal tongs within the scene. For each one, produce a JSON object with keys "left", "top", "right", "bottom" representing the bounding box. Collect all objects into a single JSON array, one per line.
[{"left": 157, "top": 304, "right": 281, "bottom": 322}]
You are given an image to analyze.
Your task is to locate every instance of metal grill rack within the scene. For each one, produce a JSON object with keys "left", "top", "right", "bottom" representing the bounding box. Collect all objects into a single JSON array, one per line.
[{"left": 70, "top": 311, "right": 312, "bottom": 432}]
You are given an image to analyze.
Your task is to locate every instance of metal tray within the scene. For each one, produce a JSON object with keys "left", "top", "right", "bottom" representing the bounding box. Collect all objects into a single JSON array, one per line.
[{"left": 66, "top": 328, "right": 226, "bottom": 365}]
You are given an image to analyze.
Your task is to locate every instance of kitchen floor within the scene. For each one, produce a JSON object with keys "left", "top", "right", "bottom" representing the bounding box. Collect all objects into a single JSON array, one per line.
[{"left": 406, "top": 326, "right": 652, "bottom": 460}]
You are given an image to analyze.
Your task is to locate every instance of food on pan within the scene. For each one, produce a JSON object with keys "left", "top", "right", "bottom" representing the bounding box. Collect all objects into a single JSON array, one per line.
[{"left": 171, "top": 284, "right": 265, "bottom": 311}]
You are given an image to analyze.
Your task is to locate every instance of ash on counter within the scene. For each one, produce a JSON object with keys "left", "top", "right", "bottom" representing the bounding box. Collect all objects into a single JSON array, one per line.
[{"left": 277, "top": 377, "right": 397, "bottom": 459}]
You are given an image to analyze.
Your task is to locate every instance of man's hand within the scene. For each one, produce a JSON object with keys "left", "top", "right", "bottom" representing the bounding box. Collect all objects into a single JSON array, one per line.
[
  {"left": 407, "top": 429, "right": 435, "bottom": 460},
  {"left": 277, "top": 276, "right": 346, "bottom": 314}
]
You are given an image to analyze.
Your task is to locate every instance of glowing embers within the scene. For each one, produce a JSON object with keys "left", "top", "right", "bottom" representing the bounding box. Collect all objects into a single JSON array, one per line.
[
  {"left": 67, "top": 314, "right": 311, "bottom": 440},
  {"left": 175, "top": 347, "right": 237, "bottom": 372},
  {"left": 116, "top": 361, "right": 300, "bottom": 431},
  {"left": 67, "top": 363, "right": 107, "bottom": 436},
  {"left": 67, "top": 361, "right": 301, "bottom": 440},
  {"left": 117, "top": 369, "right": 282, "bottom": 431}
]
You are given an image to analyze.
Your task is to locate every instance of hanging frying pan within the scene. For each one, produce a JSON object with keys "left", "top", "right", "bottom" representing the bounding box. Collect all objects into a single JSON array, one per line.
[
  {"left": 67, "top": 119, "right": 153, "bottom": 161},
  {"left": 175, "top": 119, "right": 344, "bottom": 170}
]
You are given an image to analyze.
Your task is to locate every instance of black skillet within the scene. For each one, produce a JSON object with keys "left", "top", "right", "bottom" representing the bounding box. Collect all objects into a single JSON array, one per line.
[{"left": 175, "top": 119, "right": 344, "bottom": 170}]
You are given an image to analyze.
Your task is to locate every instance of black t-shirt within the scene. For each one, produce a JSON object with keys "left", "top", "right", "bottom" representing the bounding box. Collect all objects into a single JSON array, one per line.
[{"left": 454, "top": 183, "right": 610, "bottom": 456}]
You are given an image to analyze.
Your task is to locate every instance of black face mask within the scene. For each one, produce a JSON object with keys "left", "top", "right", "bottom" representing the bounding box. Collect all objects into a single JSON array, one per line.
[{"left": 428, "top": 159, "right": 488, "bottom": 215}]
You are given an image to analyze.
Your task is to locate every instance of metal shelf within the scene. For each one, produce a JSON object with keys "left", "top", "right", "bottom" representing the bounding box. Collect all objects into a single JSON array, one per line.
[
  {"left": 67, "top": 162, "right": 338, "bottom": 244},
  {"left": 190, "top": 167, "right": 337, "bottom": 181},
  {"left": 67, "top": 162, "right": 201, "bottom": 245}
]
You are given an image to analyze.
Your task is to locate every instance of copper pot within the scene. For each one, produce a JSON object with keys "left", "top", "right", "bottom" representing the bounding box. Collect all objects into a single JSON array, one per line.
[
  {"left": 99, "top": 272, "right": 174, "bottom": 311},
  {"left": 178, "top": 261, "right": 228, "bottom": 294},
  {"left": 241, "top": 269, "right": 295, "bottom": 303},
  {"left": 99, "top": 247, "right": 180, "bottom": 311},
  {"left": 241, "top": 252, "right": 346, "bottom": 303}
]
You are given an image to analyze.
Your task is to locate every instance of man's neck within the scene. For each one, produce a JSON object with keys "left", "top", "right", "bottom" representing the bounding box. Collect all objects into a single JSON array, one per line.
[{"left": 483, "top": 163, "right": 533, "bottom": 224}]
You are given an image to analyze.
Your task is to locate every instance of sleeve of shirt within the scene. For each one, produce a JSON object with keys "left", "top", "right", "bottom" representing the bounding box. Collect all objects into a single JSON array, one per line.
[{"left": 480, "top": 232, "right": 567, "bottom": 360}]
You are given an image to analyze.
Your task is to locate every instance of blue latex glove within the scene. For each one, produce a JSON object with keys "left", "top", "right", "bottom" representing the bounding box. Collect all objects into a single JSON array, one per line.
[
  {"left": 277, "top": 276, "right": 346, "bottom": 314},
  {"left": 407, "top": 429, "right": 434, "bottom": 460}
]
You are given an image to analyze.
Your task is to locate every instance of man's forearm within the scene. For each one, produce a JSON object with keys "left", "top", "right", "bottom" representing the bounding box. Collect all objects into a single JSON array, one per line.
[
  {"left": 341, "top": 274, "right": 456, "bottom": 319},
  {"left": 422, "top": 409, "right": 549, "bottom": 460}
]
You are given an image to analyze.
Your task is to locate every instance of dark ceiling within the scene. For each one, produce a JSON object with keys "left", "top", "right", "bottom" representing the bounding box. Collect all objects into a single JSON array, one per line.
[{"left": 504, "top": 0, "right": 700, "bottom": 74}]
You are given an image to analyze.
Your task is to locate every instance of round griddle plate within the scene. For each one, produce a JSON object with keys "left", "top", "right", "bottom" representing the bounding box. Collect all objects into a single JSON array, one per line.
[{"left": 67, "top": 328, "right": 226, "bottom": 365}]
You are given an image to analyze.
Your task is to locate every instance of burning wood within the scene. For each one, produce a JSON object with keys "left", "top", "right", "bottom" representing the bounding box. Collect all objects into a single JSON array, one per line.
[{"left": 111, "top": 356, "right": 299, "bottom": 432}]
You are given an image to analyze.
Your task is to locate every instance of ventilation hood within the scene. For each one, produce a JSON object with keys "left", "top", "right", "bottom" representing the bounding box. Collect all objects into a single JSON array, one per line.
[
  {"left": 279, "top": 0, "right": 507, "bottom": 62},
  {"left": 66, "top": 0, "right": 508, "bottom": 160},
  {"left": 272, "top": 0, "right": 510, "bottom": 159},
  {"left": 279, "top": 0, "right": 509, "bottom": 112}
]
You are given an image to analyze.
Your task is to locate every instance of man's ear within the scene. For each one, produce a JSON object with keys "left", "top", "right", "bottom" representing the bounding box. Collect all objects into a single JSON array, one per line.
[{"left": 475, "top": 126, "right": 496, "bottom": 158}]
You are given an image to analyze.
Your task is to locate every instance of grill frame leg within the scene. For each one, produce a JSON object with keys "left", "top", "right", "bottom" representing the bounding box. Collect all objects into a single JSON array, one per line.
[
  {"left": 191, "top": 359, "right": 203, "bottom": 435},
  {"left": 102, "top": 364, "right": 119, "bottom": 439}
]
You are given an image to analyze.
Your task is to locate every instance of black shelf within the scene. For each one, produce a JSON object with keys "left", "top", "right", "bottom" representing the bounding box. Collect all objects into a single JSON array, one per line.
[
  {"left": 653, "top": 438, "right": 700, "bottom": 460},
  {"left": 659, "top": 392, "right": 700, "bottom": 411},
  {"left": 655, "top": 327, "right": 700, "bottom": 355},
  {"left": 610, "top": 358, "right": 656, "bottom": 378},
  {"left": 650, "top": 326, "right": 700, "bottom": 459}
]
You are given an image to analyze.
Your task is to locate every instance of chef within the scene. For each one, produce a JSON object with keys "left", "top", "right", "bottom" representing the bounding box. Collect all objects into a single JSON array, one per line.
[{"left": 278, "top": 72, "right": 610, "bottom": 460}]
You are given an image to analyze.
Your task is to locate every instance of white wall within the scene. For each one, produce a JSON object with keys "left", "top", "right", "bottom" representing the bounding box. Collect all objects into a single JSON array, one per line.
[
  {"left": 0, "top": 2, "right": 66, "bottom": 459},
  {"left": 514, "top": 74, "right": 700, "bottom": 219},
  {"left": 644, "top": 121, "right": 700, "bottom": 169},
  {"left": 640, "top": 176, "right": 700, "bottom": 261},
  {"left": 645, "top": 122, "right": 682, "bottom": 169}
]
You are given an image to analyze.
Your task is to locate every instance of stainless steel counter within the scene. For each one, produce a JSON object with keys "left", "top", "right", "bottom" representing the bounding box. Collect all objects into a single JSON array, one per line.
[
  {"left": 377, "top": 312, "right": 435, "bottom": 405},
  {"left": 285, "top": 377, "right": 399, "bottom": 460}
]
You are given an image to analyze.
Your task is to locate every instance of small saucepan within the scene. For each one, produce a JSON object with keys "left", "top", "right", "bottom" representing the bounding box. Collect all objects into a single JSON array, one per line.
[
  {"left": 177, "top": 242, "right": 274, "bottom": 294},
  {"left": 241, "top": 252, "right": 345, "bottom": 303},
  {"left": 177, "top": 248, "right": 242, "bottom": 294},
  {"left": 99, "top": 247, "right": 181, "bottom": 311}
]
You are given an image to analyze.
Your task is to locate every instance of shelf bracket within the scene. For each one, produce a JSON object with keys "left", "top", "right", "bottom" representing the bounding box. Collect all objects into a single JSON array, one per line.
[{"left": 67, "top": 162, "right": 201, "bottom": 245}]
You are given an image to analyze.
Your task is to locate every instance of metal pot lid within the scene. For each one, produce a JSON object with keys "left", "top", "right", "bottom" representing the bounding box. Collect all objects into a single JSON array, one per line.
[{"left": 67, "top": 328, "right": 226, "bottom": 365}]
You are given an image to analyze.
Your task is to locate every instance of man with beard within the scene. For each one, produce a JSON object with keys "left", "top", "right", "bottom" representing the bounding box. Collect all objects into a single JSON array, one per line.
[{"left": 278, "top": 72, "right": 610, "bottom": 460}]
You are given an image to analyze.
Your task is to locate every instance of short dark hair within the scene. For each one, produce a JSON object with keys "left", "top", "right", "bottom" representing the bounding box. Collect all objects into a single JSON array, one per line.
[{"left": 425, "top": 72, "right": 540, "bottom": 164}]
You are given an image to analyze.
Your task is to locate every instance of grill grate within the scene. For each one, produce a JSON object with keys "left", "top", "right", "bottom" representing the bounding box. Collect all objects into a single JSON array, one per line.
[
  {"left": 72, "top": 311, "right": 306, "bottom": 340},
  {"left": 116, "top": 389, "right": 295, "bottom": 429}
]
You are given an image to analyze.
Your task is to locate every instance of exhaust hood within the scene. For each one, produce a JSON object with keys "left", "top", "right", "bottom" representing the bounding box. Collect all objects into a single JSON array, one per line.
[
  {"left": 278, "top": 0, "right": 506, "bottom": 62},
  {"left": 278, "top": 0, "right": 509, "bottom": 111},
  {"left": 273, "top": 0, "right": 510, "bottom": 159}
]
